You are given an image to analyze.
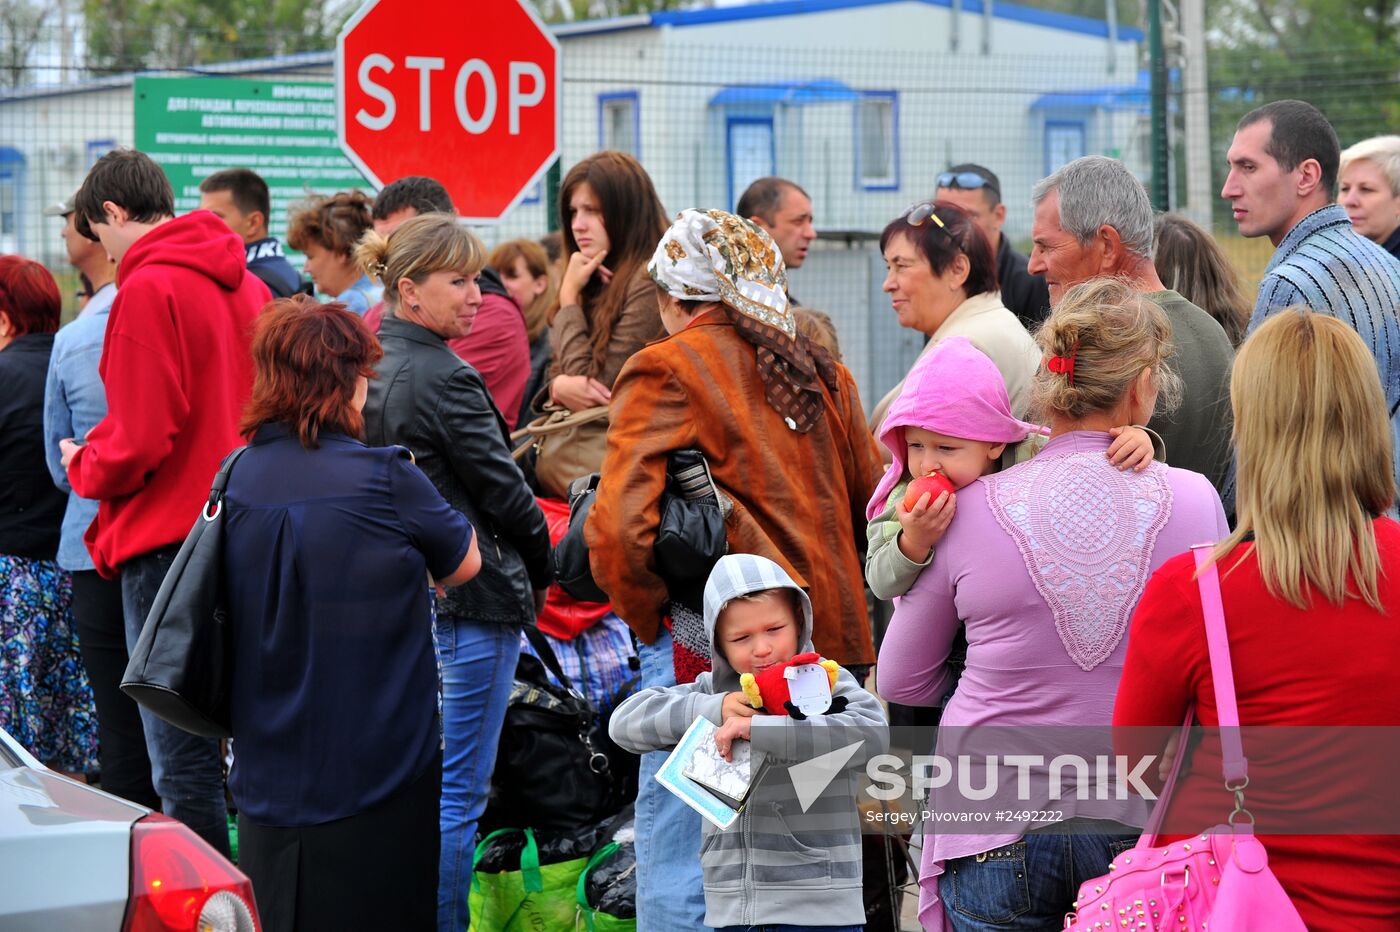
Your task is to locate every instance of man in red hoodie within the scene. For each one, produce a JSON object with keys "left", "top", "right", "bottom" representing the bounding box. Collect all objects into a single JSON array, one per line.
[{"left": 59, "top": 149, "right": 269, "bottom": 857}]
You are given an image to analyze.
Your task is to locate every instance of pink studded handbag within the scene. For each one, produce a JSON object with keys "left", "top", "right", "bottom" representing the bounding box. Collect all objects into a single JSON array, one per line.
[{"left": 1063, "top": 545, "right": 1308, "bottom": 931}]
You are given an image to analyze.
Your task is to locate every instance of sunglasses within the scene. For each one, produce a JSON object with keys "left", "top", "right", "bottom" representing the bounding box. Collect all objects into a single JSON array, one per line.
[
  {"left": 936, "top": 171, "right": 1000, "bottom": 197},
  {"left": 903, "top": 201, "right": 957, "bottom": 243}
]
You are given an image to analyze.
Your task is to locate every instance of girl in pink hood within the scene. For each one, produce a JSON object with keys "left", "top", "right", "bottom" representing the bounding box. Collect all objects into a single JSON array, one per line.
[{"left": 864, "top": 336, "right": 1161, "bottom": 602}]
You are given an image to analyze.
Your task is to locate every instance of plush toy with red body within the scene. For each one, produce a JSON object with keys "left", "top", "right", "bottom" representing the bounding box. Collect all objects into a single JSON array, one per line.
[{"left": 739, "top": 652, "right": 850, "bottom": 721}]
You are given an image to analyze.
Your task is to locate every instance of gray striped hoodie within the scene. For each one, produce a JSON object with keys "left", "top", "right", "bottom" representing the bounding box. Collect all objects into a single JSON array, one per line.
[{"left": 609, "top": 553, "right": 889, "bottom": 929}]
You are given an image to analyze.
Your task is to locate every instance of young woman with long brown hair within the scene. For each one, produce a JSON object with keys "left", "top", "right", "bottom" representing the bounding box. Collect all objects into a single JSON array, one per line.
[
  {"left": 546, "top": 150, "right": 668, "bottom": 413},
  {"left": 1153, "top": 213, "right": 1251, "bottom": 347}
]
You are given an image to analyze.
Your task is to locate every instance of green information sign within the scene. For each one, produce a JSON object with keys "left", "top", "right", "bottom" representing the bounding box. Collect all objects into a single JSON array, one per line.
[{"left": 133, "top": 76, "right": 372, "bottom": 250}]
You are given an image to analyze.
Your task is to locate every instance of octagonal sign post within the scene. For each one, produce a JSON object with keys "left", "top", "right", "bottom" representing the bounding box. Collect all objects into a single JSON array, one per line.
[{"left": 336, "top": 0, "right": 561, "bottom": 224}]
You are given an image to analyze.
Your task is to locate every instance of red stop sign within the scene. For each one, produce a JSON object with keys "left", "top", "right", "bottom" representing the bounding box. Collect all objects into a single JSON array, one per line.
[{"left": 336, "top": 0, "right": 560, "bottom": 223}]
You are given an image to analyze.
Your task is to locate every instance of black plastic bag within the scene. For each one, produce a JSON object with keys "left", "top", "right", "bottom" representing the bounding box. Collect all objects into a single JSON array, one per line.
[
  {"left": 585, "top": 807, "right": 637, "bottom": 919},
  {"left": 474, "top": 821, "right": 610, "bottom": 874}
]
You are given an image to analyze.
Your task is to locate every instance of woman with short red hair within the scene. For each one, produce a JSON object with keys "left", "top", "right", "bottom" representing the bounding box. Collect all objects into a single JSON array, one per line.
[
  {"left": 222, "top": 296, "right": 482, "bottom": 932},
  {"left": 0, "top": 255, "right": 99, "bottom": 776}
]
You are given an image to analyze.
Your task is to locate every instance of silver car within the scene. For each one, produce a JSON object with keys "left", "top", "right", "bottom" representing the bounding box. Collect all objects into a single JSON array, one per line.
[{"left": 0, "top": 726, "right": 260, "bottom": 931}]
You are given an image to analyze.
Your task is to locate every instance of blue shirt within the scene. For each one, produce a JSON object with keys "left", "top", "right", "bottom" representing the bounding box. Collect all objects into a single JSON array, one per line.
[
  {"left": 333, "top": 274, "right": 383, "bottom": 317},
  {"left": 1252, "top": 204, "right": 1400, "bottom": 512},
  {"left": 223, "top": 425, "right": 473, "bottom": 826},
  {"left": 42, "top": 285, "right": 115, "bottom": 571}
]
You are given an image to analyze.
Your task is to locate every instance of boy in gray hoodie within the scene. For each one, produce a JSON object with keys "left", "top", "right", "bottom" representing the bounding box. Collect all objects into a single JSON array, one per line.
[{"left": 609, "top": 553, "right": 888, "bottom": 931}]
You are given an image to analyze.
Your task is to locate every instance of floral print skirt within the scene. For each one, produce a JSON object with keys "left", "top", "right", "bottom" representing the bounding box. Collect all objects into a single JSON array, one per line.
[{"left": 0, "top": 555, "right": 98, "bottom": 772}]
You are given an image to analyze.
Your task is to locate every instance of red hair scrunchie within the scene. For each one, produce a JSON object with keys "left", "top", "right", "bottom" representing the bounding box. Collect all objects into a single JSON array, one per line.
[{"left": 1047, "top": 350, "right": 1076, "bottom": 385}]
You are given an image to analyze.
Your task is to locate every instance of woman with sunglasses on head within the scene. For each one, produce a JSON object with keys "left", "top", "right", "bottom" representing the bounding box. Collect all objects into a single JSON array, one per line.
[{"left": 870, "top": 200, "right": 1041, "bottom": 433}]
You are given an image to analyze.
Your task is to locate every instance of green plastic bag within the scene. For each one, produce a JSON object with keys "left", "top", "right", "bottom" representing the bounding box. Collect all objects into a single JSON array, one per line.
[
  {"left": 469, "top": 828, "right": 589, "bottom": 932},
  {"left": 575, "top": 842, "right": 637, "bottom": 932}
]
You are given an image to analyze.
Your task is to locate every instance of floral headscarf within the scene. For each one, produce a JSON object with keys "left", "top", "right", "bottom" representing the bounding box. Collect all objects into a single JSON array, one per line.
[{"left": 648, "top": 208, "right": 836, "bottom": 433}]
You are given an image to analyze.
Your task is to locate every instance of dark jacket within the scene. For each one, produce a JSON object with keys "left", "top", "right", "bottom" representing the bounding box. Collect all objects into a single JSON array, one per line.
[
  {"left": 517, "top": 329, "right": 551, "bottom": 429},
  {"left": 363, "top": 317, "right": 553, "bottom": 625},
  {"left": 0, "top": 333, "right": 66, "bottom": 560},
  {"left": 996, "top": 234, "right": 1051, "bottom": 330},
  {"left": 245, "top": 237, "right": 305, "bottom": 299},
  {"left": 1383, "top": 225, "right": 1400, "bottom": 263}
]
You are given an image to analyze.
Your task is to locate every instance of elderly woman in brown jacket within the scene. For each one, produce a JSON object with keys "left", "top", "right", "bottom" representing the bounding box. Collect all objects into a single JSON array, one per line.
[
  {"left": 588, "top": 208, "right": 882, "bottom": 672},
  {"left": 586, "top": 208, "right": 882, "bottom": 928}
]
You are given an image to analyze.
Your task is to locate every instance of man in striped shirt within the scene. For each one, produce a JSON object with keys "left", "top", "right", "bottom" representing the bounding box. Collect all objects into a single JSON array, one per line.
[{"left": 1225, "top": 99, "right": 1400, "bottom": 507}]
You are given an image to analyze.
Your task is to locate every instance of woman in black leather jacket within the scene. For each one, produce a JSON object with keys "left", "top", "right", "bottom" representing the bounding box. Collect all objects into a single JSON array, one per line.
[{"left": 356, "top": 214, "right": 552, "bottom": 932}]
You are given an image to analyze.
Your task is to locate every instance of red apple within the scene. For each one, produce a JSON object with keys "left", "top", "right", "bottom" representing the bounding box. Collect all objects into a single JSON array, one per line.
[{"left": 904, "top": 473, "right": 956, "bottom": 510}]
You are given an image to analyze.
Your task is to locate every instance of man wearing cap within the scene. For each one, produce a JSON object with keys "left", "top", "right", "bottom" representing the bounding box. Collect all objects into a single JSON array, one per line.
[
  {"left": 42, "top": 193, "right": 159, "bottom": 812},
  {"left": 45, "top": 195, "right": 116, "bottom": 319},
  {"left": 935, "top": 163, "right": 1051, "bottom": 329}
]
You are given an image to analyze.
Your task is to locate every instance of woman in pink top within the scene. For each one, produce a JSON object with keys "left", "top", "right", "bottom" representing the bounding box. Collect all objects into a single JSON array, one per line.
[{"left": 877, "top": 279, "right": 1228, "bottom": 931}]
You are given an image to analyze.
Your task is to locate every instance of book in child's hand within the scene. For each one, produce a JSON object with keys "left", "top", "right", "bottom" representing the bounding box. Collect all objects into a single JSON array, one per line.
[{"left": 655, "top": 716, "right": 770, "bottom": 829}]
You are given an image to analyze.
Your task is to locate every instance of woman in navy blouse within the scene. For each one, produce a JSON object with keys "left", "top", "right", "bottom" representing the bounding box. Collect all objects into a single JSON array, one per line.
[{"left": 223, "top": 296, "right": 480, "bottom": 932}]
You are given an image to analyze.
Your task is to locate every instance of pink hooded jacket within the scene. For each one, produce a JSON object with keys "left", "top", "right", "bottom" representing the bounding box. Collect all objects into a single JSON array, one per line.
[{"left": 866, "top": 336, "right": 1042, "bottom": 521}]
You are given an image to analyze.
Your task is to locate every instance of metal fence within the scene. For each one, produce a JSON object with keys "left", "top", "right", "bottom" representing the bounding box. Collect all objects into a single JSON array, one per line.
[{"left": 3, "top": 14, "right": 1399, "bottom": 410}]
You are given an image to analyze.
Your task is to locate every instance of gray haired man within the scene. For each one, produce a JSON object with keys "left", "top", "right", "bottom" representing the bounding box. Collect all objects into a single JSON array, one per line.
[{"left": 1028, "top": 155, "right": 1234, "bottom": 499}]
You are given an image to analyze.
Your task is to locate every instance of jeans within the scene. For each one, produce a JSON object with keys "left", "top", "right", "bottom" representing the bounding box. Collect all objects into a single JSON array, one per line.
[
  {"left": 715, "top": 927, "right": 864, "bottom": 932},
  {"left": 435, "top": 617, "right": 519, "bottom": 932},
  {"left": 634, "top": 629, "right": 710, "bottom": 931},
  {"left": 71, "top": 570, "right": 159, "bottom": 811},
  {"left": 120, "top": 544, "right": 230, "bottom": 857},
  {"left": 938, "top": 822, "right": 1137, "bottom": 930}
]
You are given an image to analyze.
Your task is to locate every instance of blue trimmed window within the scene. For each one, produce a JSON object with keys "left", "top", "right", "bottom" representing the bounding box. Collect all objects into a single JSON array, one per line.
[
  {"left": 0, "top": 147, "right": 24, "bottom": 255},
  {"left": 1044, "top": 120, "right": 1086, "bottom": 175},
  {"left": 855, "top": 91, "right": 899, "bottom": 191},
  {"left": 86, "top": 139, "right": 116, "bottom": 169},
  {"left": 597, "top": 91, "right": 640, "bottom": 157}
]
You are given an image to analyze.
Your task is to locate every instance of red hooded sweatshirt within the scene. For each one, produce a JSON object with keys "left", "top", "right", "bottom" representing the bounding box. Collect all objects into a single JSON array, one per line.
[{"left": 67, "top": 211, "right": 270, "bottom": 577}]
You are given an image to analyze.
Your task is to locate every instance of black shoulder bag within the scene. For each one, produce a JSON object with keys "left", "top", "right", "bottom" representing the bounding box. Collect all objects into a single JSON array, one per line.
[
  {"left": 120, "top": 446, "right": 248, "bottom": 738},
  {"left": 553, "top": 450, "right": 728, "bottom": 602},
  {"left": 481, "top": 625, "right": 635, "bottom": 835}
]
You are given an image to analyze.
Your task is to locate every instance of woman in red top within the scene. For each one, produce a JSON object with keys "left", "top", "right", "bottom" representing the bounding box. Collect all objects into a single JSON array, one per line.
[{"left": 1115, "top": 308, "right": 1400, "bottom": 930}]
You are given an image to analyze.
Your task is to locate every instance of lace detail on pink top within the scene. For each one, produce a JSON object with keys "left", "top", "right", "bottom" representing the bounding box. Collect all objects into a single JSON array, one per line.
[{"left": 984, "top": 451, "right": 1173, "bottom": 671}]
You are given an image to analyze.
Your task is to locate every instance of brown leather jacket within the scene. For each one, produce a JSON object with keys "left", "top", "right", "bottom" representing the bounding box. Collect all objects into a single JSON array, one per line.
[{"left": 585, "top": 312, "right": 883, "bottom": 666}]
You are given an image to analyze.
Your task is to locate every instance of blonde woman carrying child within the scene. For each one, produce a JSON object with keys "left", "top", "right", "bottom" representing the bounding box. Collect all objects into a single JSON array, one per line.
[{"left": 865, "top": 335, "right": 1161, "bottom": 601}]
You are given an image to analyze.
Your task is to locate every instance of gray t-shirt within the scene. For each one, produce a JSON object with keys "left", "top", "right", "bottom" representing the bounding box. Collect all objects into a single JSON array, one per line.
[{"left": 1144, "top": 289, "right": 1234, "bottom": 500}]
